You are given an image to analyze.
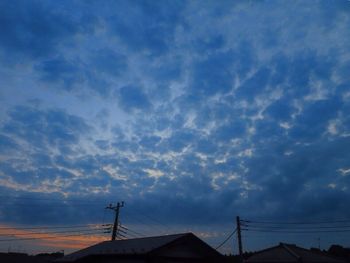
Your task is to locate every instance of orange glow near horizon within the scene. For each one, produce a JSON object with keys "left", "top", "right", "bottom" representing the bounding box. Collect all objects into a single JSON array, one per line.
[{"left": 0, "top": 224, "right": 109, "bottom": 251}]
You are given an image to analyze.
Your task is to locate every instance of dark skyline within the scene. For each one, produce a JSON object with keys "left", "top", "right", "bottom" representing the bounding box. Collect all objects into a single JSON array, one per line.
[{"left": 0, "top": 0, "right": 350, "bottom": 254}]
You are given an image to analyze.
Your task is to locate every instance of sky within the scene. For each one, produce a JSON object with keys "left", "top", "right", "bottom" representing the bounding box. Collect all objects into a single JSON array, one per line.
[{"left": 0, "top": 0, "right": 350, "bottom": 255}]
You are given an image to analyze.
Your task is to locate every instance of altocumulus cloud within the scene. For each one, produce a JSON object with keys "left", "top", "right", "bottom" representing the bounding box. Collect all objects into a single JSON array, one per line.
[{"left": 0, "top": 0, "right": 350, "bottom": 252}]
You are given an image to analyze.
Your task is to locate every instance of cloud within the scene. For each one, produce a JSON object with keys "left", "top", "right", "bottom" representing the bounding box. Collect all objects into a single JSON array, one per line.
[
  {"left": 242, "top": 135, "right": 350, "bottom": 218},
  {"left": 35, "top": 57, "right": 82, "bottom": 91},
  {"left": 191, "top": 51, "right": 236, "bottom": 97},
  {"left": 235, "top": 67, "right": 271, "bottom": 101},
  {"left": 0, "top": 134, "right": 18, "bottom": 152},
  {"left": 2, "top": 105, "right": 91, "bottom": 149},
  {"left": 0, "top": 0, "right": 93, "bottom": 61},
  {"left": 90, "top": 49, "right": 127, "bottom": 76},
  {"left": 290, "top": 97, "right": 343, "bottom": 141},
  {"left": 107, "top": 0, "right": 185, "bottom": 55},
  {"left": 34, "top": 50, "right": 127, "bottom": 95},
  {"left": 214, "top": 121, "right": 246, "bottom": 141},
  {"left": 116, "top": 85, "right": 152, "bottom": 112},
  {"left": 0, "top": 0, "right": 350, "bottom": 252},
  {"left": 263, "top": 98, "right": 295, "bottom": 122}
]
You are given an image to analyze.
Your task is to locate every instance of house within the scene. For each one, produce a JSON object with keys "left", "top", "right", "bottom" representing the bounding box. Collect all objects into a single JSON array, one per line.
[
  {"left": 245, "top": 243, "right": 347, "bottom": 263},
  {"left": 57, "top": 232, "right": 223, "bottom": 263}
]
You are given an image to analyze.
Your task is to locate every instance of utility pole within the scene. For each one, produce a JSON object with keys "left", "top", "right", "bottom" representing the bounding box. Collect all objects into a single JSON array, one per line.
[
  {"left": 236, "top": 216, "right": 243, "bottom": 262},
  {"left": 106, "top": 202, "right": 124, "bottom": 241}
]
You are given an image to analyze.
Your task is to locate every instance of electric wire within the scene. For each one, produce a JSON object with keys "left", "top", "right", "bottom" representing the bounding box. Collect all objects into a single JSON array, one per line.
[
  {"left": 126, "top": 208, "right": 172, "bottom": 232},
  {"left": 242, "top": 219, "right": 350, "bottom": 225},
  {"left": 0, "top": 223, "right": 110, "bottom": 230},
  {"left": 0, "top": 227, "right": 109, "bottom": 237},
  {"left": 241, "top": 218, "right": 350, "bottom": 235},
  {"left": 1, "top": 198, "right": 173, "bottom": 237},
  {"left": 120, "top": 224, "right": 146, "bottom": 237},
  {"left": 243, "top": 229, "right": 350, "bottom": 234},
  {"left": 122, "top": 210, "right": 169, "bottom": 235},
  {"left": 242, "top": 224, "right": 350, "bottom": 230},
  {"left": 125, "top": 228, "right": 146, "bottom": 237},
  {"left": 0, "top": 231, "right": 107, "bottom": 242},
  {"left": 122, "top": 231, "right": 139, "bottom": 239},
  {"left": 216, "top": 228, "right": 237, "bottom": 250}
]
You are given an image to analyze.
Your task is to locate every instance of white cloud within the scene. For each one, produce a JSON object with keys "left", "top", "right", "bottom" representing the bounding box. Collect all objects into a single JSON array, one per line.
[
  {"left": 144, "top": 169, "right": 164, "bottom": 179},
  {"left": 337, "top": 168, "right": 350, "bottom": 176}
]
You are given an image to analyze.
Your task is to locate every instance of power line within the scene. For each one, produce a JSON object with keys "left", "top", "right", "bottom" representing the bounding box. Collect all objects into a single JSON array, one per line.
[
  {"left": 119, "top": 224, "right": 146, "bottom": 238},
  {"left": 0, "top": 231, "right": 107, "bottom": 242},
  {"left": 242, "top": 219, "right": 350, "bottom": 225},
  {"left": 0, "top": 223, "right": 110, "bottom": 230},
  {"left": 0, "top": 227, "right": 109, "bottom": 237},
  {"left": 130, "top": 208, "right": 173, "bottom": 231},
  {"left": 241, "top": 218, "right": 350, "bottom": 234},
  {"left": 243, "top": 228, "right": 350, "bottom": 234},
  {"left": 1, "top": 203, "right": 105, "bottom": 207},
  {"left": 125, "top": 228, "right": 146, "bottom": 238},
  {"left": 216, "top": 228, "right": 237, "bottom": 250},
  {"left": 122, "top": 210, "right": 170, "bottom": 235},
  {"left": 243, "top": 224, "right": 350, "bottom": 230}
]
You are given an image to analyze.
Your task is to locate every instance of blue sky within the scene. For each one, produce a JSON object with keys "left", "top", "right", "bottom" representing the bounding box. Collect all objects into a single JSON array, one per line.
[{"left": 1, "top": 0, "right": 350, "bottom": 254}]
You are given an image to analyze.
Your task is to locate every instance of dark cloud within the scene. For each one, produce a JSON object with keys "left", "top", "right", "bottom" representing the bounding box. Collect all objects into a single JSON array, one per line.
[
  {"left": 116, "top": 85, "right": 152, "bottom": 111},
  {"left": 107, "top": 0, "right": 185, "bottom": 55},
  {"left": 0, "top": 0, "right": 93, "bottom": 61},
  {"left": 139, "top": 135, "right": 162, "bottom": 149},
  {"left": 243, "top": 135, "right": 350, "bottom": 219},
  {"left": 290, "top": 97, "right": 342, "bottom": 141},
  {"left": 2, "top": 105, "right": 90, "bottom": 150},
  {"left": 1, "top": 0, "right": 350, "bottom": 251},
  {"left": 0, "top": 134, "right": 18, "bottom": 152},
  {"left": 235, "top": 67, "right": 271, "bottom": 101},
  {"left": 196, "top": 35, "right": 225, "bottom": 51},
  {"left": 192, "top": 51, "right": 235, "bottom": 97},
  {"left": 35, "top": 50, "right": 126, "bottom": 95},
  {"left": 90, "top": 48, "right": 127, "bottom": 76},
  {"left": 264, "top": 98, "right": 295, "bottom": 121},
  {"left": 35, "top": 56, "right": 82, "bottom": 90},
  {"left": 162, "top": 130, "right": 195, "bottom": 152},
  {"left": 147, "top": 59, "right": 182, "bottom": 84},
  {"left": 233, "top": 41, "right": 257, "bottom": 79},
  {"left": 214, "top": 121, "right": 246, "bottom": 141},
  {"left": 95, "top": 139, "right": 110, "bottom": 151},
  {"left": 338, "top": 61, "right": 350, "bottom": 83},
  {"left": 195, "top": 138, "right": 218, "bottom": 154},
  {"left": 269, "top": 53, "right": 289, "bottom": 85},
  {"left": 269, "top": 51, "right": 335, "bottom": 100}
]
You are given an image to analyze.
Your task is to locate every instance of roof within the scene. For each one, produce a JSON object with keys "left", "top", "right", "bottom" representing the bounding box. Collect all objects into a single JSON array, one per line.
[
  {"left": 246, "top": 243, "right": 346, "bottom": 263},
  {"left": 58, "top": 232, "right": 211, "bottom": 262}
]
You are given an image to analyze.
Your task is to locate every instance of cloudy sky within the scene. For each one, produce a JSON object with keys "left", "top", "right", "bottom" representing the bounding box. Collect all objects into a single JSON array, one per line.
[{"left": 0, "top": 0, "right": 350, "bottom": 255}]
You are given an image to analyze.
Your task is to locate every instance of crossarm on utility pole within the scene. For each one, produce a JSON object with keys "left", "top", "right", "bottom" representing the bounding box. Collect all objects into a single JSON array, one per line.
[{"left": 106, "top": 201, "right": 124, "bottom": 241}]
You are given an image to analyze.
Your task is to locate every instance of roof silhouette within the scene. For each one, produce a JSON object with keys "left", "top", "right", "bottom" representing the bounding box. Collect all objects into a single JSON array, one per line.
[
  {"left": 246, "top": 243, "right": 347, "bottom": 263},
  {"left": 58, "top": 232, "right": 222, "bottom": 262}
]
